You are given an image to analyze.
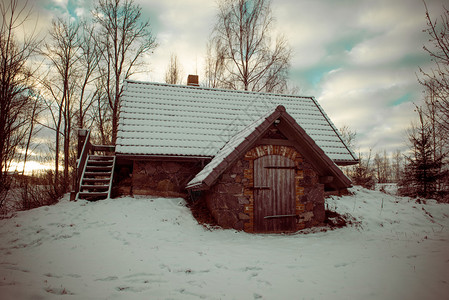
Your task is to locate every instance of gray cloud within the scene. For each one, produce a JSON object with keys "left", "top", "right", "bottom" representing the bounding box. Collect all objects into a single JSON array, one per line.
[{"left": 272, "top": 0, "right": 443, "bottom": 154}]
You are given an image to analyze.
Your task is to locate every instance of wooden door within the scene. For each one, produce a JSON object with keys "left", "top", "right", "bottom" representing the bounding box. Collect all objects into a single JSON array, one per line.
[{"left": 253, "top": 155, "right": 296, "bottom": 232}]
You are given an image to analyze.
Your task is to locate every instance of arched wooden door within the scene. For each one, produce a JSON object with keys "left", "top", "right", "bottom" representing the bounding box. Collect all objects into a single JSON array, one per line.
[{"left": 253, "top": 155, "right": 296, "bottom": 232}]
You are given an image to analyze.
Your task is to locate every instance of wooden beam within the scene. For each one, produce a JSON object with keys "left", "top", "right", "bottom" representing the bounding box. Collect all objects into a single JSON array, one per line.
[
  {"left": 92, "top": 145, "right": 116, "bottom": 152},
  {"left": 256, "top": 138, "right": 293, "bottom": 146},
  {"left": 115, "top": 154, "right": 212, "bottom": 162},
  {"left": 319, "top": 176, "right": 334, "bottom": 184}
]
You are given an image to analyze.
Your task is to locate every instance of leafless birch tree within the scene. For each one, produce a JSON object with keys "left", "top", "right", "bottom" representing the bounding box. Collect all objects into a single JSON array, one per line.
[
  {"left": 204, "top": 40, "right": 227, "bottom": 88},
  {"left": 210, "top": 0, "right": 291, "bottom": 93},
  {"left": 392, "top": 149, "right": 403, "bottom": 183},
  {"left": 164, "top": 54, "right": 183, "bottom": 85}
]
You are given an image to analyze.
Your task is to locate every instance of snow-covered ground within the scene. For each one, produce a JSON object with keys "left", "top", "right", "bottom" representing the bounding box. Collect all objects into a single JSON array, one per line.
[{"left": 0, "top": 187, "right": 448, "bottom": 300}]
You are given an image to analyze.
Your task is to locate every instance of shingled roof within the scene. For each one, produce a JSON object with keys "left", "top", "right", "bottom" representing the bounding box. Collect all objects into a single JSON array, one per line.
[{"left": 116, "top": 80, "right": 358, "bottom": 165}]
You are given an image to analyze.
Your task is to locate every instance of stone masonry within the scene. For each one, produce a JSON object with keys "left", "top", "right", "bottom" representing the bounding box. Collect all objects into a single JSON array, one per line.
[{"left": 205, "top": 144, "right": 325, "bottom": 233}]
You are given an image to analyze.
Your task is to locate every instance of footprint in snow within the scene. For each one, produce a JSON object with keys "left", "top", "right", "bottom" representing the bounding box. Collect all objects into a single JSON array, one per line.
[
  {"left": 123, "top": 273, "right": 165, "bottom": 284},
  {"left": 257, "top": 278, "right": 272, "bottom": 286},
  {"left": 182, "top": 268, "right": 210, "bottom": 274},
  {"left": 95, "top": 276, "right": 118, "bottom": 281},
  {"left": 242, "top": 266, "right": 263, "bottom": 271},
  {"left": 44, "top": 273, "right": 62, "bottom": 278},
  {"left": 334, "top": 262, "right": 350, "bottom": 268},
  {"left": 215, "top": 263, "right": 228, "bottom": 269},
  {"left": 45, "top": 286, "right": 74, "bottom": 295},
  {"left": 176, "top": 288, "right": 207, "bottom": 299},
  {"left": 123, "top": 272, "right": 156, "bottom": 279},
  {"left": 3, "top": 265, "right": 29, "bottom": 273},
  {"left": 116, "top": 282, "right": 155, "bottom": 292}
]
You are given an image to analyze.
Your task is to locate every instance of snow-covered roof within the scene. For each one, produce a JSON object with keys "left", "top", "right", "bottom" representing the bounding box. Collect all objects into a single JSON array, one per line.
[
  {"left": 186, "top": 105, "right": 352, "bottom": 190},
  {"left": 186, "top": 106, "right": 277, "bottom": 189},
  {"left": 116, "top": 80, "right": 357, "bottom": 164}
]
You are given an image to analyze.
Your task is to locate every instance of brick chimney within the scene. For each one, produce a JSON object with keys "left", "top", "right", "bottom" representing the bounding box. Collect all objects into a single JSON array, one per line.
[{"left": 187, "top": 75, "right": 199, "bottom": 86}]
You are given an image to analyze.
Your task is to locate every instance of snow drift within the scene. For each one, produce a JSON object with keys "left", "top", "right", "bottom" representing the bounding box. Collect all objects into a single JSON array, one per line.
[{"left": 0, "top": 187, "right": 448, "bottom": 299}]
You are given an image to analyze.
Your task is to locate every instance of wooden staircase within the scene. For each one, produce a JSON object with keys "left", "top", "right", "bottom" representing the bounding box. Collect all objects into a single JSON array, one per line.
[
  {"left": 71, "top": 129, "right": 116, "bottom": 201},
  {"left": 78, "top": 155, "right": 115, "bottom": 201}
]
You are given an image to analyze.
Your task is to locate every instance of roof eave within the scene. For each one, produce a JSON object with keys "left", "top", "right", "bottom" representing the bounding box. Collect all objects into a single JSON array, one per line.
[
  {"left": 334, "top": 159, "right": 360, "bottom": 166},
  {"left": 115, "top": 153, "right": 213, "bottom": 160},
  {"left": 278, "top": 113, "right": 352, "bottom": 189}
]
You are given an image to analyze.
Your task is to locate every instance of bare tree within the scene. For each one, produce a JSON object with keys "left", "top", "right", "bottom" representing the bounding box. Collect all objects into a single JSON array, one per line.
[
  {"left": 419, "top": 2, "right": 449, "bottom": 137},
  {"left": 76, "top": 21, "right": 101, "bottom": 129},
  {"left": 373, "top": 150, "right": 391, "bottom": 184},
  {"left": 339, "top": 125, "right": 357, "bottom": 150},
  {"left": 0, "top": 0, "right": 40, "bottom": 205},
  {"left": 392, "top": 149, "right": 403, "bottom": 183},
  {"left": 423, "top": 81, "right": 447, "bottom": 155},
  {"left": 351, "top": 149, "right": 375, "bottom": 189},
  {"left": 211, "top": 0, "right": 291, "bottom": 93},
  {"left": 204, "top": 40, "right": 227, "bottom": 88},
  {"left": 337, "top": 125, "right": 375, "bottom": 188},
  {"left": 93, "top": 0, "right": 157, "bottom": 144},
  {"left": 164, "top": 53, "right": 183, "bottom": 84},
  {"left": 92, "top": 75, "right": 112, "bottom": 145},
  {"left": 41, "top": 18, "right": 80, "bottom": 191},
  {"left": 21, "top": 94, "right": 41, "bottom": 175}
]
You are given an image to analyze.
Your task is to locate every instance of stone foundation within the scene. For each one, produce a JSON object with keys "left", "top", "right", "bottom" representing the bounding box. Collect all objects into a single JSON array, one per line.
[{"left": 132, "top": 160, "right": 203, "bottom": 198}]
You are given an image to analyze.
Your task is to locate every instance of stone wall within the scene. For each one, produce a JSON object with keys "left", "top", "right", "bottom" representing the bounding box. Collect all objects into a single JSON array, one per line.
[
  {"left": 204, "top": 159, "right": 249, "bottom": 230},
  {"left": 299, "top": 166, "right": 325, "bottom": 228},
  {"left": 204, "top": 145, "right": 325, "bottom": 232},
  {"left": 132, "top": 160, "right": 202, "bottom": 198}
]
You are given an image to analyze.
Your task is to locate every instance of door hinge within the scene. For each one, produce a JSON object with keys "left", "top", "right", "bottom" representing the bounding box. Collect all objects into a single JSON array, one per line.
[
  {"left": 264, "top": 166, "right": 296, "bottom": 169},
  {"left": 264, "top": 214, "right": 297, "bottom": 219},
  {"left": 252, "top": 186, "right": 270, "bottom": 190}
]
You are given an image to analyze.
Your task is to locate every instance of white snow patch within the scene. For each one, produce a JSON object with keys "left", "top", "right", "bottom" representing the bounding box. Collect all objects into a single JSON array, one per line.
[{"left": 0, "top": 187, "right": 448, "bottom": 299}]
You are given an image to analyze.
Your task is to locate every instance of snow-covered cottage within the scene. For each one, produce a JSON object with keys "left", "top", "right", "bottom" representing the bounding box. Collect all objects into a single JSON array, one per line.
[{"left": 73, "top": 77, "right": 358, "bottom": 233}]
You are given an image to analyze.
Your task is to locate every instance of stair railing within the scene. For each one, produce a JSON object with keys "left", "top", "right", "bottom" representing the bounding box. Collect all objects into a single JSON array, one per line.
[
  {"left": 107, "top": 156, "right": 116, "bottom": 199},
  {"left": 71, "top": 129, "right": 91, "bottom": 200}
]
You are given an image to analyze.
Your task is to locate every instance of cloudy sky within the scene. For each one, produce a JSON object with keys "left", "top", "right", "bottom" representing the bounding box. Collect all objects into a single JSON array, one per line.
[{"left": 19, "top": 0, "right": 447, "bottom": 156}]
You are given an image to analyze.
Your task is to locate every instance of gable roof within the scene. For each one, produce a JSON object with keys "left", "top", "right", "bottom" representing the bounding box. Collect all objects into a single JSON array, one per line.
[
  {"left": 116, "top": 80, "right": 358, "bottom": 165},
  {"left": 186, "top": 105, "right": 352, "bottom": 191}
]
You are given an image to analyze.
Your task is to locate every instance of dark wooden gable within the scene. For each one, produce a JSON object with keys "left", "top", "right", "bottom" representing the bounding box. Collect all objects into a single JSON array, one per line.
[
  {"left": 261, "top": 125, "right": 289, "bottom": 140},
  {"left": 186, "top": 105, "right": 351, "bottom": 192}
]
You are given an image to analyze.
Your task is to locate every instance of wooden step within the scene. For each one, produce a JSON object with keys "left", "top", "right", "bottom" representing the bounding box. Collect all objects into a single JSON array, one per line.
[
  {"left": 82, "top": 178, "right": 111, "bottom": 183},
  {"left": 89, "top": 155, "right": 114, "bottom": 161},
  {"left": 81, "top": 185, "right": 109, "bottom": 190},
  {"left": 83, "top": 171, "right": 112, "bottom": 177},
  {"left": 87, "top": 160, "right": 113, "bottom": 166},
  {"left": 85, "top": 165, "right": 113, "bottom": 172},
  {"left": 78, "top": 191, "right": 108, "bottom": 200}
]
